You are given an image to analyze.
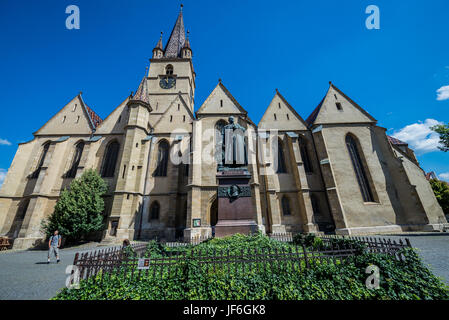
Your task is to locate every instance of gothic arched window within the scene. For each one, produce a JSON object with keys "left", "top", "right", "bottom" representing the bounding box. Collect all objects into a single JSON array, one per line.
[
  {"left": 154, "top": 140, "right": 169, "bottom": 176},
  {"left": 101, "top": 141, "right": 120, "bottom": 178},
  {"left": 311, "top": 194, "right": 320, "bottom": 215},
  {"left": 298, "top": 136, "right": 313, "bottom": 173},
  {"left": 30, "top": 142, "right": 50, "bottom": 179},
  {"left": 276, "top": 139, "right": 287, "bottom": 174},
  {"left": 281, "top": 196, "right": 291, "bottom": 216},
  {"left": 149, "top": 201, "right": 160, "bottom": 221},
  {"left": 66, "top": 142, "right": 84, "bottom": 178},
  {"left": 215, "top": 120, "right": 226, "bottom": 165},
  {"left": 165, "top": 64, "right": 174, "bottom": 75},
  {"left": 345, "top": 134, "right": 375, "bottom": 202}
]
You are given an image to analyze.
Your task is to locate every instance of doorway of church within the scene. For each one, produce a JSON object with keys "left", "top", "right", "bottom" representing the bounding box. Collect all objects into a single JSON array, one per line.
[{"left": 210, "top": 198, "right": 218, "bottom": 237}]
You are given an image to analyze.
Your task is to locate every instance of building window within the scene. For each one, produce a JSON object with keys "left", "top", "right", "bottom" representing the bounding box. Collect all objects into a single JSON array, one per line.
[
  {"left": 220, "top": 100, "right": 223, "bottom": 107},
  {"left": 101, "top": 141, "right": 120, "bottom": 178},
  {"left": 76, "top": 116, "right": 80, "bottom": 123},
  {"left": 281, "top": 196, "right": 291, "bottom": 216},
  {"left": 274, "top": 113, "right": 277, "bottom": 121},
  {"left": 346, "top": 134, "right": 374, "bottom": 202},
  {"left": 165, "top": 64, "right": 174, "bottom": 75},
  {"left": 72, "top": 104, "right": 77, "bottom": 112},
  {"left": 311, "top": 194, "right": 320, "bottom": 215},
  {"left": 30, "top": 142, "right": 50, "bottom": 179},
  {"left": 154, "top": 140, "right": 169, "bottom": 176},
  {"left": 66, "top": 142, "right": 84, "bottom": 178},
  {"left": 286, "top": 114, "right": 289, "bottom": 120},
  {"left": 62, "top": 116, "right": 66, "bottom": 123},
  {"left": 215, "top": 120, "right": 226, "bottom": 165},
  {"left": 149, "top": 201, "right": 160, "bottom": 221},
  {"left": 170, "top": 115, "right": 173, "bottom": 122},
  {"left": 336, "top": 102, "right": 343, "bottom": 111},
  {"left": 18, "top": 199, "right": 30, "bottom": 220},
  {"left": 298, "top": 136, "right": 312, "bottom": 173},
  {"left": 276, "top": 139, "right": 287, "bottom": 174},
  {"left": 278, "top": 103, "right": 281, "bottom": 109}
]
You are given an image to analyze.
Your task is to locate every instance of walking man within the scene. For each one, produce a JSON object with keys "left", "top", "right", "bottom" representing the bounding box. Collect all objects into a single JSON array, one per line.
[{"left": 47, "top": 230, "right": 61, "bottom": 264}]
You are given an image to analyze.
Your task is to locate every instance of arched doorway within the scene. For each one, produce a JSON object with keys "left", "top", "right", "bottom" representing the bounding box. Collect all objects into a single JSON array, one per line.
[{"left": 210, "top": 197, "right": 218, "bottom": 236}]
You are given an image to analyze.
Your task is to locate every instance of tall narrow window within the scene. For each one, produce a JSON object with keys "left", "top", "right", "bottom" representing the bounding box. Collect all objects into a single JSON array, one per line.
[
  {"left": 346, "top": 135, "right": 374, "bottom": 202},
  {"left": 215, "top": 120, "right": 226, "bottom": 166},
  {"left": 281, "top": 196, "right": 291, "bottom": 216},
  {"left": 276, "top": 139, "right": 287, "bottom": 174},
  {"left": 274, "top": 113, "right": 277, "bottom": 121},
  {"left": 165, "top": 64, "right": 173, "bottom": 75},
  {"left": 101, "top": 141, "right": 120, "bottom": 177},
  {"left": 311, "top": 194, "right": 320, "bottom": 215},
  {"left": 298, "top": 137, "right": 312, "bottom": 173},
  {"left": 66, "top": 142, "right": 84, "bottom": 178},
  {"left": 30, "top": 142, "right": 50, "bottom": 179},
  {"left": 154, "top": 140, "right": 169, "bottom": 176},
  {"left": 336, "top": 102, "right": 343, "bottom": 111},
  {"left": 149, "top": 201, "right": 160, "bottom": 221}
]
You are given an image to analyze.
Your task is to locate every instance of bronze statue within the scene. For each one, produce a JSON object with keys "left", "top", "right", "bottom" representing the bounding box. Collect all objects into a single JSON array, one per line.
[{"left": 218, "top": 116, "right": 247, "bottom": 171}]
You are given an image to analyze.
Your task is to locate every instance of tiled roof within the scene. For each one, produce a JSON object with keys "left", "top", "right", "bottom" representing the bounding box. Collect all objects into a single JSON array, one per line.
[
  {"left": 131, "top": 76, "right": 150, "bottom": 105},
  {"left": 85, "top": 105, "right": 103, "bottom": 128},
  {"left": 164, "top": 9, "right": 186, "bottom": 58},
  {"left": 387, "top": 135, "right": 408, "bottom": 146}
]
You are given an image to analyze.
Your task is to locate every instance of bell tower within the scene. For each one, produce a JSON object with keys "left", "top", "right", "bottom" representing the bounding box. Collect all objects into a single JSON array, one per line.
[{"left": 148, "top": 4, "right": 196, "bottom": 112}]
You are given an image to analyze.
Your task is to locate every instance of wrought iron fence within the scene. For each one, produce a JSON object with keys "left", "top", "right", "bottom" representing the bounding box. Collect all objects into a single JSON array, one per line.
[{"left": 71, "top": 234, "right": 412, "bottom": 284}]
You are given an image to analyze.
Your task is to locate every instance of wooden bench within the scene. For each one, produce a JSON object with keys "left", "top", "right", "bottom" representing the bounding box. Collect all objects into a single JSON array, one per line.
[{"left": 0, "top": 237, "right": 11, "bottom": 251}]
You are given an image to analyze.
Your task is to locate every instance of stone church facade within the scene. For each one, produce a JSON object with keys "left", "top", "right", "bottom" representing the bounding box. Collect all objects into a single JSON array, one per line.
[{"left": 0, "top": 9, "right": 447, "bottom": 249}]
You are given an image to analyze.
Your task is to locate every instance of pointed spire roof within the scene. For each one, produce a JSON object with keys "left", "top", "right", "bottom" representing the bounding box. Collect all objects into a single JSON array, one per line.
[
  {"left": 164, "top": 5, "right": 186, "bottom": 58},
  {"left": 154, "top": 32, "right": 163, "bottom": 51},
  {"left": 183, "top": 30, "right": 191, "bottom": 50},
  {"left": 131, "top": 73, "right": 150, "bottom": 105}
]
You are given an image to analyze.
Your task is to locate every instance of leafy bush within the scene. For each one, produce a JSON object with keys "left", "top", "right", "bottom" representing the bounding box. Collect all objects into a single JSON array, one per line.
[
  {"left": 54, "top": 234, "right": 449, "bottom": 300},
  {"left": 42, "top": 169, "right": 108, "bottom": 243}
]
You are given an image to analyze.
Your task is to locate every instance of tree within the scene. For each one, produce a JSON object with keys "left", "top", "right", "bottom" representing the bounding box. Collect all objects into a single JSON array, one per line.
[
  {"left": 42, "top": 169, "right": 109, "bottom": 243},
  {"left": 429, "top": 179, "right": 449, "bottom": 215},
  {"left": 431, "top": 123, "right": 449, "bottom": 152}
]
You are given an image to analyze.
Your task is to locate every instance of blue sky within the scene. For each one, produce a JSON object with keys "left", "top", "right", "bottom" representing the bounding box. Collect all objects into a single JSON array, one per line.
[{"left": 0, "top": 0, "right": 448, "bottom": 185}]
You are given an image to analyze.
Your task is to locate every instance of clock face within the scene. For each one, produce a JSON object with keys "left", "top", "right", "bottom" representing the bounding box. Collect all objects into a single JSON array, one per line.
[{"left": 160, "top": 77, "right": 176, "bottom": 89}]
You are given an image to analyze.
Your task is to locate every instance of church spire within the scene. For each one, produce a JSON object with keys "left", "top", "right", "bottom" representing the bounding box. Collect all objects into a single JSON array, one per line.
[
  {"left": 152, "top": 32, "right": 164, "bottom": 59},
  {"left": 131, "top": 71, "right": 150, "bottom": 105},
  {"left": 164, "top": 4, "right": 186, "bottom": 58}
]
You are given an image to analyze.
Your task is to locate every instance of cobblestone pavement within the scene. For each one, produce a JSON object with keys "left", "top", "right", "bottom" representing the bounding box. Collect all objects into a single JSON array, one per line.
[
  {"left": 380, "top": 234, "right": 449, "bottom": 285},
  {"left": 0, "top": 234, "right": 448, "bottom": 300},
  {"left": 0, "top": 243, "right": 118, "bottom": 300}
]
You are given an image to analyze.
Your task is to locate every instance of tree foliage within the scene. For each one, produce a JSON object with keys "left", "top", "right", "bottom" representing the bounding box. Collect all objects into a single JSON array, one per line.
[
  {"left": 42, "top": 169, "right": 108, "bottom": 243},
  {"left": 431, "top": 123, "right": 449, "bottom": 152},
  {"left": 429, "top": 178, "right": 449, "bottom": 215}
]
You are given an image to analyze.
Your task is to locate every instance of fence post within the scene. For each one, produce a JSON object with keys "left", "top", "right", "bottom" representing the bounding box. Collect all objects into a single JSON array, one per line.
[
  {"left": 302, "top": 243, "right": 310, "bottom": 269},
  {"left": 405, "top": 238, "right": 412, "bottom": 248}
]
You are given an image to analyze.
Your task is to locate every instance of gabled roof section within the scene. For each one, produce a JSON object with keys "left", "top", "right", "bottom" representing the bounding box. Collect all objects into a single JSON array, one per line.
[
  {"left": 306, "top": 82, "right": 376, "bottom": 127},
  {"left": 196, "top": 81, "right": 248, "bottom": 117},
  {"left": 131, "top": 76, "right": 150, "bottom": 105},
  {"left": 164, "top": 6, "right": 186, "bottom": 58},
  {"left": 34, "top": 93, "right": 102, "bottom": 135},
  {"left": 95, "top": 96, "right": 130, "bottom": 134},
  {"left": 78, "top": 93, "right": 103, "bottom": 129},
  {"left": 387, "top": 135, "right": 408, "bottom": 146},
  {"left": 259, "top": 89, "right": 308, "bottom": 130},
  {"left": 153, "top": 94, "right": 194, "bottom": 132}
]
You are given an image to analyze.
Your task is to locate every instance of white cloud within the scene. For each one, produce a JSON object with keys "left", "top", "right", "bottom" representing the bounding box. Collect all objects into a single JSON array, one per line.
[
  {"left": 439, "top": 172, "right": 449, "bottom": 182},
  {"left": 0, "top": 138, "right": 11, "bottom": 146},
  {"left": 392, "top": 119, "right": 443, "bottom": 154},
  {"left": 0, "top": 169, "right": 7, "bottom": 188},
  {"left": 436, "top": 85, "right": 449, "bottom": 101}
]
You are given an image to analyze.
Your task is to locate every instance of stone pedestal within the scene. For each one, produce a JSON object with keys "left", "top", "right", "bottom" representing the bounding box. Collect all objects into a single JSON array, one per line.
[{"left": 215, "top": 169, "right": 258, "bottom": 237}]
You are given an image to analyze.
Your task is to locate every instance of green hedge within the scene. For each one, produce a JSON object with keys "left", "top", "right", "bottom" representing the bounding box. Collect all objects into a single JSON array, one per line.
[{"left": 54, "top": 234, "right": 449, "bottom": 300}]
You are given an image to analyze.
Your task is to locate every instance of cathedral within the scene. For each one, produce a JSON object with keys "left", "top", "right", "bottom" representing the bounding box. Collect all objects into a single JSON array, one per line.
[{"left": 0, "top": 8, "right": 447, "bottom": 249}]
